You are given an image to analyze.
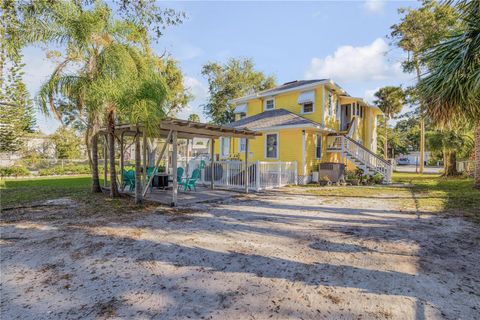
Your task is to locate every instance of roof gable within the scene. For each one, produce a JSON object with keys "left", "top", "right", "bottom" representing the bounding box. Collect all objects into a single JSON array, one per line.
[{"left": 226, "top": 108, "right": 333, "bottom": 132}]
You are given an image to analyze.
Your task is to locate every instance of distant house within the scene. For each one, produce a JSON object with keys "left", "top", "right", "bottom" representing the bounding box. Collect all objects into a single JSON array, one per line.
[
  {"left": 0, "top": 133, "right": 55, "bottom": 166},
  {"left": 396, "top": 151, "right": 431, "bottom": 166},
  {"left": 213, "top": 79, "right": 390, "bottom": 183}
]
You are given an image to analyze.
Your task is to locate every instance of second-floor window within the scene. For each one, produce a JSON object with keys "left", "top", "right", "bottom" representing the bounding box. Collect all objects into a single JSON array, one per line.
[
  {"left": 265, "top": 98, "right": 275, "bottom": 110},
  {"left": 302, "top": 102, "right": 314, "bottom": 114}
]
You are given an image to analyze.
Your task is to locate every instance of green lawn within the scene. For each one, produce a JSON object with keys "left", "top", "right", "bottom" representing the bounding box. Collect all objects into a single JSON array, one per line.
[
  {"left": 2, "top": 173, "right": 479, "bottom": 222},
  {"left": 393, "top": 173, "right": 480, "bottom": 221},
  {"left": 1, "top": 175, "right": 94, "bottom": 208}
]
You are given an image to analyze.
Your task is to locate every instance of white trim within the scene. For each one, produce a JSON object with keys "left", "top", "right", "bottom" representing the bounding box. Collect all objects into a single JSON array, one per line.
[
  {"left": 321, "top": 86, "right": 325, "bottom": 125},
  {"left": 264, "top": 132, "right": 279, "bottom": 159},
  {"left": 229, "top": 79, "right": 346, "bottom": 104},
  {"left": 251, "top": 123, "right": 335, "bottom": 132},
  {"left": 301, "top": 130, "right": 306, "bottom": 176},
  {"left": 264, "top": 98, "right": 275, "bottom": 111}
]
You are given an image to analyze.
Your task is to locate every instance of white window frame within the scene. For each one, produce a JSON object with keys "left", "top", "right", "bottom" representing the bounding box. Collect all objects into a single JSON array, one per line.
[
  {"left": 300, "top": 101, "right": 315, "bottom": 114},
  {"left": 220, "top": 137, "right": 230, "bottom": 158},
  {"left": 238, "top": 138, "right": 246, "bottom": 152},
  {"left": 264, "top": 132, "right": 279, "bottom": 159},
  {"left": 315, "top": 134, "right": 322, "bottom": 159},
  {"left": 264, "top": 98, "right": 275, "bottom": 111}
]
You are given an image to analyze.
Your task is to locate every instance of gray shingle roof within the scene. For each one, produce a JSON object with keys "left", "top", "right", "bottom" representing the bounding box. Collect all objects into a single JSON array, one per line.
[
  {"left": 226, "top": 108, "right": 329, "bottom": 131},
  {"left": 260, "top": 79, "right": 326, "bottom": 96}
]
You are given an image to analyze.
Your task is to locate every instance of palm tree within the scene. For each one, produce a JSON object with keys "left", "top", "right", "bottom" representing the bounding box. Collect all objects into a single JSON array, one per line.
[
  {"left": 427, "top": 129, "right": 474, "bottom": 176},
  {"left": 373, "top": 86, "right": 405, "bottom": 159},
  {"left": 31, "top": 2, "right": 163, "bottom": 196},
  {"left": 418, "top": 0, "right": 480, "bottom": 187}
]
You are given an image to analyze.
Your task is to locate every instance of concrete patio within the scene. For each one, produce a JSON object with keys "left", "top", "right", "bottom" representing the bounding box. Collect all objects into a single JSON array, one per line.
[{"left": 124, "top": 186, "right": 242, "bottom": 206}]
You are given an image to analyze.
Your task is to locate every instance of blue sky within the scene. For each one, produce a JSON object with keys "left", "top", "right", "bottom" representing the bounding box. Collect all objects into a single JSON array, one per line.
[{"left": 24, "top": 0, "right": 418, "bottom": 134}]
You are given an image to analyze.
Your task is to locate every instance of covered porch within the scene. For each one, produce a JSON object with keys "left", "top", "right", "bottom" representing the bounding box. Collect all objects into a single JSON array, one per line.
[{"left": 96, "top": 119, "right": 260, "bottom": 207}]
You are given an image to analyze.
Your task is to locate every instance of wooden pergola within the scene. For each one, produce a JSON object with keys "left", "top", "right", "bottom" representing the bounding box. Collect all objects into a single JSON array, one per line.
[{"left": 96, "top": 118, "right": 260, "bottom": 206}]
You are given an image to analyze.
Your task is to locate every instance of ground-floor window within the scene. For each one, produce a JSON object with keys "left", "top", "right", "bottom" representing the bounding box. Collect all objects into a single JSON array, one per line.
[
  {"left": 239, "top": 138, "right": 246, "bottom": 152},
  {"left": 220, "top": 137, "right": 230, "bottom": 157},
  {"left": 265, "top": 133, "right": 278, "bottom": 159},
  {"left": 316, "top": 134, "right": 322, "bottom": 159}
]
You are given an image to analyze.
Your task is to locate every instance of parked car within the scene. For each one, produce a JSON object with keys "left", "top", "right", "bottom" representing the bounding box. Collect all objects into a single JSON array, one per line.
[{"left": 397, "top": 158, "right": 410, "bottom": 165}]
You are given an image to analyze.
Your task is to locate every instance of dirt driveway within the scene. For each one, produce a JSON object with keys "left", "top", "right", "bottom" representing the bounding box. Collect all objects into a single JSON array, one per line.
[{"left": 1, "top": 190, "right": 479, "bottom": 319}]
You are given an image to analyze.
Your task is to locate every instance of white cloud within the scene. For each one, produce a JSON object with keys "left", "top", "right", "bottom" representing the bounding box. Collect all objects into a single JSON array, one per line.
[
  {"left": 364, "top": 0, "right": 385, "bottom": 13},
  {"left": 304, "top": 38, "right": 405, "bottom": 83},
  {"left": 177, "top": 76, "right": 209, "bottom": 121},
  {"left": 364, "top": 87, "right": 381, "bottom": 104}
]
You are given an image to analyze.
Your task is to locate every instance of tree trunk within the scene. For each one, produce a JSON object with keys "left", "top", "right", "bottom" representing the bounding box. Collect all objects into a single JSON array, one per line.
[
  {"left": 414, "top": 60, "right": 425, "bottom": 174},
  {"left": 384, "top": 118, "right": 388, "bottom": 159},
  {"left": 91, "top": 133, "right": 102, "bottom": 193},
  {"left": 107, "top": 110, "right": 120, "bottom": 197},
  {"left": 135, "top": 130, "right": 143, "bottom": 204},
  {"left": 443, "top": 150, "right": 458, "bottom": 176},
  {"left": 475, "top": 122, "right": 480, "bottom": 188}
]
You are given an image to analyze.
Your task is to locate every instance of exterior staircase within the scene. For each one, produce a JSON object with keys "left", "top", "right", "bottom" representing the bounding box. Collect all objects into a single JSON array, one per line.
[{"left": 327, "top": 131, "right": 393, "bottom": 183}]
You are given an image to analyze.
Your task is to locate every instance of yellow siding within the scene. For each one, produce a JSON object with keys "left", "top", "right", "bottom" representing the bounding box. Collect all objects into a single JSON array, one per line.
[{"left": 211, "top": 83, "right": 381, "bottom": 181}]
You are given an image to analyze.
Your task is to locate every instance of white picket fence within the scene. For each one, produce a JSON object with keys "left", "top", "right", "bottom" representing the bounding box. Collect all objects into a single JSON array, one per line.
[{"left": 187, "top": 160, "right": 298, "bottom": 191}]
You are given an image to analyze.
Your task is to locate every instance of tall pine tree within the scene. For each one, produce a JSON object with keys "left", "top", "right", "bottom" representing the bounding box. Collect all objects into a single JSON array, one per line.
[{"left": 0, "top": 0, "right": 36, "bottom": 152}]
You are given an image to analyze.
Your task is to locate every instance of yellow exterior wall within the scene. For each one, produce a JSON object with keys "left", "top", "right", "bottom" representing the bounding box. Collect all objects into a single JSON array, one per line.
[{"left": 211, "top": 83, "right": 380, "bottom": 181}]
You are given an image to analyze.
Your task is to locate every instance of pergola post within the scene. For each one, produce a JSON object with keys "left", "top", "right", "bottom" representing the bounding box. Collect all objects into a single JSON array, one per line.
[
  {"left": 185, "top": 138, "right": 190, "bottom": 177},
  {"left": 171, "top": 130, "right": 178, "bottom": 207},
  {"left": 103, "top": 134, "right": 108, "bottom": 188},
  {"left": 210, "top": 138, "right": 215, "bottom": 190},
  {"left": 134, "top": 129, "right": 143, "bottom": 204},
  {"left": 142, "top": 131, "right": 147, "bottom": 185},
  {"left": 120, "top": 131, "right": 125, "bottom": 191},
  {"left": 244, "top": 138, "right": 249, "bottom": 193}
]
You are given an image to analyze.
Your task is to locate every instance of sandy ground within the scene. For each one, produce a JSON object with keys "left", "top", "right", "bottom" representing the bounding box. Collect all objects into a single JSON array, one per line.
[{"left": 1, "top": 190, "right": 479, "bottom": 320}]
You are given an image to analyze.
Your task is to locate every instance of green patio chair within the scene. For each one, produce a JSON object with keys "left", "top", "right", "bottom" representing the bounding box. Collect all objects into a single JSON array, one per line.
[
  {"left": 179, "top": 168, "right": 201, "bottom": 191},
  {"left": 122, "top": 169, "right": 135, "bottom": 191},
  {"left": 176, "top": 167, "right": 184, "bottom": 183},
  {"left": 168, "top": 167, "right": 184, "bottom": 185}
]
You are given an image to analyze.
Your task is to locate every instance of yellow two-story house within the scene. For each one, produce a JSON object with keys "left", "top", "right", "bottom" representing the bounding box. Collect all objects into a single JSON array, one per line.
[{"left": 214, "top": 79, "right": 389, "bottom": 183}]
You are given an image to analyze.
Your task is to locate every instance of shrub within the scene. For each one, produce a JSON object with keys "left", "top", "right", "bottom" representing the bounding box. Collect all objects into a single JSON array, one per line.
[
  {"left": 39, "top": 164, "right": 91, "bottom": 176},
  {"left": 0, "top": 166, "right": 31, "bottom": 177},
  {"left": 372, "top": 173, "right": 384, "bottom": 184}
]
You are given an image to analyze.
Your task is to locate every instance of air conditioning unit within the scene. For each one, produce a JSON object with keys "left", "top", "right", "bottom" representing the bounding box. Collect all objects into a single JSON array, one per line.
[{"left": 319, "top": 163, "right": 345, "bottom": 182}]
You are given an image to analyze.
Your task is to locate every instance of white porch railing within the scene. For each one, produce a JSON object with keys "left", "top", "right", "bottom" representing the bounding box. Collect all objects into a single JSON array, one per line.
[
  {"left": 188, "top": 160, "right": 297, "bottom": 191},
  {"left": 327, "top": 135, "right": 392, "bottom": 183}
]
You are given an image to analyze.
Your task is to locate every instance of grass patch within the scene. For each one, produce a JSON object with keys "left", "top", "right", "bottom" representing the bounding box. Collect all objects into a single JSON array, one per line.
[
  {"left": 292, "top": 172, "right": 479, "bottom": 222},
  {"left": 1, "top": 175, "right": 94, "bottom": 208},
  {"left": 393, "top": 173, "right": 480, "bottom": 221}
]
